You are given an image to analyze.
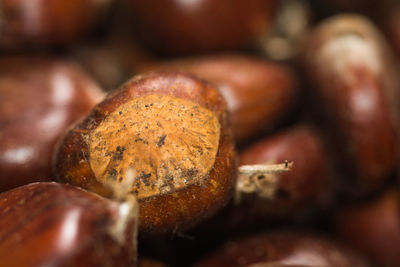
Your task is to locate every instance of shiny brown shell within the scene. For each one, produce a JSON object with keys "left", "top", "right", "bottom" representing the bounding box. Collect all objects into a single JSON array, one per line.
[
  {"left": 0, "top": 182, "right": 138, "bottom": 267},
  {"left": 301, "top": 15, "right": 400, "bottom": 196},
  {"left": 126, "top": 0, "right": 278, "bottom": 55},
  {"left": 54, "top": 72, "right": 237, "bottom": 234},
  {"left": 0, "top": 56, "right": 103, "bottom": 192}
]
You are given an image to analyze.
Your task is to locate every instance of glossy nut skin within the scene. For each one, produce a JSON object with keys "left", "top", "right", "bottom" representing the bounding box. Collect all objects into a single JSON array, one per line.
[
  {"left": 0, "top": 57, "right": 103, "bottom": 193},
  {"left": 54, "top": 72, "right": 237, "bottom": 234},
  {"left": 127, "top": 0, "right": 278, "bottom": 55},
  {"left": 0, "top": 182, "right": 138, "bottom": 267},
  {"left": 302, "top": 15, "right": 400, "bottom": 196},
  {"left": 239, "top": 125, "right": 333, "bottom": 218},
  {"left": 0, "top": 0, "right": 112, "bottom": 47},
  {"left": 195, "top": 232, "right": 369, "bottom": 267},
  {"left": 142, "top": 54, "right": 298, "bottom": 143},
  {"left": 335, "top": 188, "right": 400, "bottom": 267}
]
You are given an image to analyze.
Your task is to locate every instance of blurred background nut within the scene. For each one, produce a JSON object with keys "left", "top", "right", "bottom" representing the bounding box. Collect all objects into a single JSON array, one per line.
[
  {"left": 301, "top": 14, "right": 400, "bottom": 197},
  {"left": 0, "top": 182, "right": 138, "bottom": 267},
  {"left": 189, "top": 125, "right": 333, "bottom": 238},
  {"left": 0, "top": 56, "right": 103, "bottom": 192},
  {"left": 238, "top": 124, "right": 333, "bottom": 219},
  {"left": 335, "top": 188, "right": 400, "bottom": 267},
  {"left": 194, "top": 231, "right": 369, "bottom": 267},
  {"left": 0, "top": 0, "right": 113, "bottom": 48},
  {"left": 142, "top": 54, "right": 298, "bottom": 144},
  {"left": 126, "top": 0, "right": 279, "bottom": 56}
]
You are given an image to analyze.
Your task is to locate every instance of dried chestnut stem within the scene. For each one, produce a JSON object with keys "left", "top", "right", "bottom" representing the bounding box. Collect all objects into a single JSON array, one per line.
[{"left": 235, "top": 161, "right": 293, "bottom": 203}]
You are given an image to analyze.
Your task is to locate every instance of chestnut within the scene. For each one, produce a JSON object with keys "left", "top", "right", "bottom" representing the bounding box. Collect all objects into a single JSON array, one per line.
[
  {"left": 190, "top": 125, "right": 332, "bottom": 236},
  {"left": 126, "top": 0, "right": 279, "bottom": 55},
  {"left": 238, "top": 124, "right": 333, "bottom": 219},
  {"left": 194, "top": 231, "right": 369, "bottom": 267},
  {"left": 0, "top": 56, "right": 103, "bottom": 192},
  {"left": 0, "top": 0, "right": 112, "bottom": 48},
  {"left": 335, "top": 188, "right": 400, "bottom": 267},
  {"left": 301, "top": 14, "right": 400, "bottom": 196},
  {"left": 53, "top": 72, "right": 237, "bottom": 234},
  {"left": 0, "top": 182, "right": 138, "bottom": 267},
  {"left": 141, "top": 54, "right": 298, "bottom": 143}
]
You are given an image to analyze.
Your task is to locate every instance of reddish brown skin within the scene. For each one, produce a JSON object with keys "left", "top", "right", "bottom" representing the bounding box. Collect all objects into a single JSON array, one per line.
[
  {"left": 0, "top": 56, "right": 103, "bottom": 193},
  {"left": 127, "top": 0, "right": 278, "bottom": 55},
  {"left": 239, "top": 125, "right": 333, "bottom": 218},
  {"left": 194, "top": 126, "right": 333, "bottom": 237},
  {"left": 54, "top": 72, "right": 237, "bottom": 234},
  {"left": 0, "top": 182, "right": 137, "bottom": 267},
  {"left": 195, "top": 232, "right": 369, "bottom": 267},
  {"left": 302, "top": 15, "right": 400, "bottom": 196},
  {"left": 142, "top": 54, "right": 298, "bottom": 143},
  {"left": 0, "top": 0, "right": 111, "bottom": 47},
  {"left": 335, "top": 188, "right": 400, "bottom": 267}
]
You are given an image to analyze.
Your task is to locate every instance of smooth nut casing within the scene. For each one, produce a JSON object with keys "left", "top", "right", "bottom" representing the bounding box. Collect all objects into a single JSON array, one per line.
[
  {"left": 335, "top": 188, "right": 400, "bottom": 267},
  {"left": 54, "top": 72, "right": 237, "bottom": 234},
  {"left": 0, "top": 56, "right": 103, "bottom": 193},
  {"left": 302, "top": 15, "right": 400, "bottom": 195},
  {"left": 127, "top": 0, "right": 278, "bottom": 55},
  {"left": 0, "top": 0, "right": 112, "bottom": 47},
  {"left": 0, "top": 182, "right": 138, "bottom": 267}
]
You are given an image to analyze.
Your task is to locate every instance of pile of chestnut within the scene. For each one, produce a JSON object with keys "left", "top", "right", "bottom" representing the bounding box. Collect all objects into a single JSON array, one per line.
[{"left": 1, "top": 0, "right": 400, "bottom": 266}]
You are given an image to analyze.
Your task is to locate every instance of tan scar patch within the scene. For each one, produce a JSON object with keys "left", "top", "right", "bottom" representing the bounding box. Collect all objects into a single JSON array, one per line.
[{"left": 89, "top": 94, "right": 220, "bottom": 199}]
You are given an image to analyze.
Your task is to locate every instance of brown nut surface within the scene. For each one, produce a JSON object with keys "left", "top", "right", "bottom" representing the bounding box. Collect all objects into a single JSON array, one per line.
[
  {"left": 0, "top": 0, "right": 112, "bottom": 47},
  {"left": 54, "top": 72, "right": 237, "bottom": 234},
  {"left": 195, "top": 231, "right": 369, "bottom": 267},
  {"left": 0, "top": 182, "right": 138, "bottom": 267},
  {"left": 0, "top": 56, "right": 103, "bottom": 192},
  {"left": 142, "top": 54, "right": 298, "bottom": 143},
  {"left": 335, "top": 188, "right": 400, "bottom": 267},
  {"left": 238, "top": 125, "right": 333, "bottom": 218},
  {"left": 126, "top": 0, "right": 278, "bottom": 55},
  {"left": 302, "top": 15, "right": 400, "bottom": 196}
]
